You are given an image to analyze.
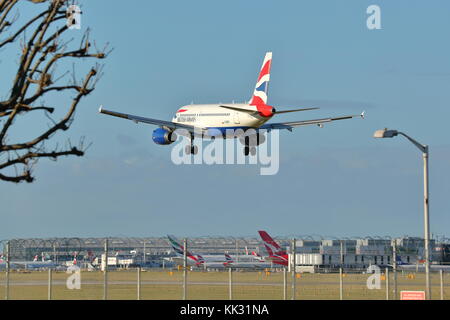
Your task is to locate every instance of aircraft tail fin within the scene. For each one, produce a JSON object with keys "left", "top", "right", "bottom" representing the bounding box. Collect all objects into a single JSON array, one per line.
[
  {"left": 196, "top": 254, "right": 205, "bottom": 265},
  {"left": 167, "top": 235, "right": 184, "bottom": 255},
  {"left": 224, "top": 253, "right": 234, "bottom": 266},
  {"left": 258, "top": 230, "right": 285, "bottom": 256},
  {"left": 167, "top": 235, "right": 199, "bottom": 262},
  {"left": 251, "top": 251, "right": 261, "bottom": 257},
  {"left": 250, "top": 52, "right": 272, "bottom": 106}
]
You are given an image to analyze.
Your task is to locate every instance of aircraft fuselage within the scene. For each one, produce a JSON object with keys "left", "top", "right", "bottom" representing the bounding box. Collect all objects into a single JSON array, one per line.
[{"left": 172, "top": 104, "right": 272, "bottom": 135}]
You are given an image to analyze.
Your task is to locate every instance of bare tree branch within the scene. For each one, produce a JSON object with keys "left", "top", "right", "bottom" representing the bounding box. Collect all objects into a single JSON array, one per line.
[{"left": 0, "top": 0, "right": 110, "bottom": 183}]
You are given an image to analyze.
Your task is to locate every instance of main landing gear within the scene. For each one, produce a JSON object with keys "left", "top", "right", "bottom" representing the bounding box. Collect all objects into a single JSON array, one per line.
[
  {"left": 242, "top": 135, "right": 258, "bottom": 156},
  {"left": 184, "top": 133, "right": 260, "bottom": 156},
  {"left": 185, "top": 134, "right": 198, "bottom": 155},
  {"left": 243, "top": 145, "right": 257, "bottom": 156}
]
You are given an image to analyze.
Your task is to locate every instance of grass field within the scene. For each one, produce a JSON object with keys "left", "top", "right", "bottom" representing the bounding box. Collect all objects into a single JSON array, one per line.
[{"left": 0, "top": 270, "right": 449, "bottom": 300}]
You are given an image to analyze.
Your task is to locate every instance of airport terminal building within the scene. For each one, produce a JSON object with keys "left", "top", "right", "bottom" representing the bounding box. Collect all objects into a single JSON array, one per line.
[{"left": 2, "top": 236, "right": 449, "bottom": 271}]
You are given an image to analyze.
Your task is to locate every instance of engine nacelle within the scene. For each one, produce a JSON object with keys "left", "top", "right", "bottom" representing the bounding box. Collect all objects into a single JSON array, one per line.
[
  {"left": 239, "top": 132, "right": 266, "bottom": 146},
  {"left": 152, "top": 128, "right": 177, "bottom": 145}
]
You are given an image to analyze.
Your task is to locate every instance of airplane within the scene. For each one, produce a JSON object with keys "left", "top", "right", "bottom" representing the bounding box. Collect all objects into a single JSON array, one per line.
[
  {"left": 258, "top": 230, "right": 289, "bottom": 267},
  {"left": 166, "top": 235, "right": 202, "bottom": 266},
  {"left": 99, "top": 52, "right": 364, "bottom": 156},
  {"left": 194, "top": 253, "right": 270, "bottom": 269},
  {"left": 167, "top": 235, "right": 232, "bottom": 267},
  {"left": 0, "top": 254, "right": 61, "bottom": 270},
  {"left": 250, "top": 250, "right": 265, "bottom": 262},
  {"left": 196, "top": 254, "right": 230, "bottom": 269},
  {"left": 389, "top": 255, "right": 450, "bottom": 272},
  {"left": 166, "top": 235, "right": 265, "bottom": 269},
  {"left": 224, "top": 253, "right": 233, "bottom": 266},
  {"left": 223, "top": 253, "right": 272, "bottom": 269},
  {"left": 166, "top": 236, "right": 229, "bottom": 268}
]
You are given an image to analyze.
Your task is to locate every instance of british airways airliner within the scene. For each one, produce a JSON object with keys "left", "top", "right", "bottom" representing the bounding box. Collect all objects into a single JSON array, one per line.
[{"left": 99, "top": 52, "right": 364, "bottom": 155}]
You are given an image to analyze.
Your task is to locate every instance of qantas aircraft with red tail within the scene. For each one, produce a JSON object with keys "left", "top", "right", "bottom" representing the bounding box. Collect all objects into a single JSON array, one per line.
[
  {"left": 99, "top": 52, "right": 364, "bottom": 156},
  {"left": 258, "top": 230, "right": 289, "bottom": 266}
]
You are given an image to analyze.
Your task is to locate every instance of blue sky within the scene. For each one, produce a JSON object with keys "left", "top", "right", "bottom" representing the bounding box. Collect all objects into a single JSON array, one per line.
[{"left": 1, "top": 0, "right": 449, "bottom": 239}]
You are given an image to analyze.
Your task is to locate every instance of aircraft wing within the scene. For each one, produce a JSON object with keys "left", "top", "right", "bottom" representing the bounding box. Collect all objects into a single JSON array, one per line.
[
  {"left": 259, "top": 112, "right": 365, "bottom": 131},
  {"left": 99, "top": 106, "right": 205, "bottom": 134}
]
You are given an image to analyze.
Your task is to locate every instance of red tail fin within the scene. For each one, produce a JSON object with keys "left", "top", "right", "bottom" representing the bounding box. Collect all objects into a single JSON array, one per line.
[
  {"left": 258, "top": 230, "right": 289, "bottom": 266},
  {"left": 258, "top": 230, "right": 281, "bottom": 249}
]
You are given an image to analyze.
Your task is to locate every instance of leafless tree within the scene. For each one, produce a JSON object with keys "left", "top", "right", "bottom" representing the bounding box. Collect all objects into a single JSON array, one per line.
[{"left": 0, "top": 0, "right": 110, "bottom": 183}]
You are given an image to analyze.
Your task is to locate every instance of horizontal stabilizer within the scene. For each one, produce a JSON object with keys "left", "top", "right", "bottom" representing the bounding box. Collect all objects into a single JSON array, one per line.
[
  {"left": 220, "top": 105, "right": 318, "bottom": 115},
  {"left": 273, "top": 107, "right": 319, "bottom": 114}
]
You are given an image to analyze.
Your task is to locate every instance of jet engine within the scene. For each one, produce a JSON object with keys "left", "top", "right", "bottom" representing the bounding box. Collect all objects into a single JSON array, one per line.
[{"left": 152, "top": 128, "right": 177, "bottom": 145}]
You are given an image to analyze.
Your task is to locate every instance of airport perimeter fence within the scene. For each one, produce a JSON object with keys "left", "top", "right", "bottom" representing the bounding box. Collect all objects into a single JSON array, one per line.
[
  {"left": 1, "top": 267, "right": 450, "bottom": 300},
  {"left": 2, "top": 237, "right": 450, "bottom": 300}
]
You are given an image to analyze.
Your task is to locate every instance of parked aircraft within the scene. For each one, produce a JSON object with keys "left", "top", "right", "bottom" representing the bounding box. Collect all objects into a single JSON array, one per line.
[
  {"left": 223, "top": 253, "right": 272, "bottom": 269},
  {"left": 258, "top": 230, "right": 289, "bottom": 266},
  {"left": 0, "top": 254, "right": 61, "bottom": 270},
  {"left": 166, "top": 235, "right": 268, "bottom": 269}
]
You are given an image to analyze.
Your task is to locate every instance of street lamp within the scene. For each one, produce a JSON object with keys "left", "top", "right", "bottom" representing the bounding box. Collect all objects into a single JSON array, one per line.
[{"left": 373, "top": 128, "right": 431, "bottom": 299}]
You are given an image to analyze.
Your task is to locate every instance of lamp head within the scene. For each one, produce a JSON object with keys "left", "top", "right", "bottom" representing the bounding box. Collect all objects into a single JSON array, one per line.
[{"left": 373, "top": 128, "right": 398, "bottom": 138}]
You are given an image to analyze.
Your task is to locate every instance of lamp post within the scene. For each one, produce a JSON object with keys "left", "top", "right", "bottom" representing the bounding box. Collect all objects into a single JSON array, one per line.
[{"left": 373, "top": 128, "right": 431, "bottom": 299}]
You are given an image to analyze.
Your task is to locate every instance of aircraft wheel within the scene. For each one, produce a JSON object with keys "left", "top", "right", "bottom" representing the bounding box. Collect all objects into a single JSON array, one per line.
[
  {"left": 185, "top": 145, "right": 191, "bottom": 155},
  {"left": 244, "top": 146, "right": 250, "bottom": 156},
  {"left": 250, "top": 146, "right": 257, "bottom": 156},
  {"left": 192, "top": 146, "right": 198, "bottom": 155}
]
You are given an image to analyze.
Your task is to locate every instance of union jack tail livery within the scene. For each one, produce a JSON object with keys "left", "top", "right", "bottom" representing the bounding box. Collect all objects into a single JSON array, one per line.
[
  {"left": 196, "top": 254, "right": 205, "bottom": 266},
  {"left": 250, "top": 52, "right": 272, "bottom": 106},
  {"left": 225, "top": 253, "right": 234, "bottom": 263},
  {"left": 258, "top": 230, "right": 289, "bottom": 266}
]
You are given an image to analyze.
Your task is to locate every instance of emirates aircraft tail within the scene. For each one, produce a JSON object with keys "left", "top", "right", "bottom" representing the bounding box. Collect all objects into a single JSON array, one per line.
[{"left": 167, "top": 235, "right": 199, "bottom": 263}]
